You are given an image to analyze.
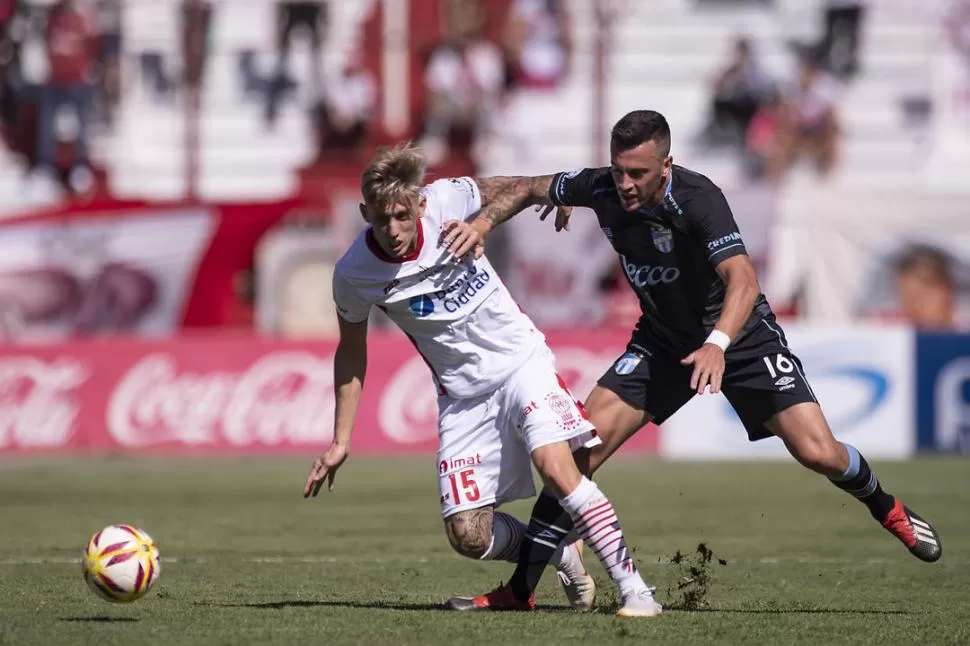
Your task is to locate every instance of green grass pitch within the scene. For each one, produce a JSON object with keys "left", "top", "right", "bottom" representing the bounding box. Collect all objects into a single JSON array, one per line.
[{"left": 0, "top": 456, "right": 967, "bottom": 645}]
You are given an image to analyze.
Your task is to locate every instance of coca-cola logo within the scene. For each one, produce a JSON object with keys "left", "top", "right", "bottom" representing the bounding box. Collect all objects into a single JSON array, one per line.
[
  {"left": 0, "top": 357, "right": 88, "bottom": 448},
  {"left": 379, "top": 356, "right": 439, "bottom": 444},
  {"left": 107, "top": 352, "right": 335, "bottom": 447},
  {"left": 376, "top": 346, "right": 617, "bottom": 444}
]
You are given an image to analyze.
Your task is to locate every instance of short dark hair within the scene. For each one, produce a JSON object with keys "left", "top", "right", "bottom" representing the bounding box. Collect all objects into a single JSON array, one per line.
[
  {"left": 610, "top": 110, "right": 671, "bottom": 157},
  {"left": 895, "top": 244, "right": 954, "bottom": 286}
]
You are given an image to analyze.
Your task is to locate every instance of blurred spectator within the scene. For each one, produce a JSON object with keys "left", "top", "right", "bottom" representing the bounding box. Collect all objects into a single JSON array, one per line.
[
  {"left": 0, "top": 0, "right": 17, "bottom": 131},
  {"left": 819, "top": 0, "right": 868, "bottom": 80},
  {"left": 181, "top": 0, "right": 213, "bottom": 92},
  {"left": 893, "top": 245, "right": 960, "bottom": 331},
  {"left": 744, "top": 88, "right": 783, "bottom": 179},
  {"left": 313, "top": 48, "right": 375, "bottom": 158},
  {"left": 502, "top": 0, "right": 572, "bottom": 91},
  {"left": 768, "top": 54, "right": 841, "bottom": 181},
  {"left": 93, "top": 0, "right": 121, "bottom": 127},
  {"left": 266, "top": 1, "right": 328, "bottom": 129},
  {"left": 498, "top": 0, "right": 572, "bottom": 169},
  {"left": 699, "top": 37, "right": 774, "bottom": 149},
  {"left": 420, "top": 0, "right": 504, "bottom": 168},
  {"left": 945, "top": 0, "right": 970, "bottom": 66},
  {"left": 37, "top": 0, "right": 95, "bottom": 192}
]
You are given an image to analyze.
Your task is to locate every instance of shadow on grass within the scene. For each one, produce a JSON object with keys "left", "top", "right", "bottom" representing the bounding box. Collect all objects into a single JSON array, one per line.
[
  {"left": 201, "top": 599, "right": 449, "bottom": 612},
  {"left": 59, "top": 616, "right": 139, "bottom": 622},
  {"left": 196, "top": 600, "right": 908, "bottom": 616},
  {"left": 197, "top": 599, "right": 575, "bottom": 613}
]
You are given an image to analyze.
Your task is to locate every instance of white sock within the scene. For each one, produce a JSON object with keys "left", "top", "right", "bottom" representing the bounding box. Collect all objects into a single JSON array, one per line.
[
  {"left": 560, "top": 477, "right": 649, "bottom": 596},
  {"left": 479, "top": 512, "right": 526, "bottom": 562}
]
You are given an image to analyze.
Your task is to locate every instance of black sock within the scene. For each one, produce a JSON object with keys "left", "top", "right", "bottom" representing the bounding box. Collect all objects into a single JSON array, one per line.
[
  {"left": 509, "top": 488, "right": 574, "bottom": 602},
  {"left": 829, "top": 444, "right": 896, "bottom": 521}
]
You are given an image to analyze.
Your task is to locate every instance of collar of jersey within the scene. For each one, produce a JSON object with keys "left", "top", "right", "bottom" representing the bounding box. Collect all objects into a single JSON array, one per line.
[
  {"left": 636, "top": 172, "right": 674, "bottom": 218},
  {"left": 365, "top": 219, "right": 425, "bottom": 263}
]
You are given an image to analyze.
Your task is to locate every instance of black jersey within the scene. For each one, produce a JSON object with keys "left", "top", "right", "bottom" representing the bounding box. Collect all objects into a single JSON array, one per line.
[{"left": 549, "top": 164, "right": 773, "bottom": 354}]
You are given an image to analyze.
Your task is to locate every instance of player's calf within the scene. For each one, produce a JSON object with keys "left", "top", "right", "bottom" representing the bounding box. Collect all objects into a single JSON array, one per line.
[
  {"left": 771, "top": 405, "right": 942, "bottom": 563},
  {"left": 507, "top": 488, "right": 596, "bottom": 611},
  {"left": 532, "top": 442, "right": 656, "bottom": 608}
]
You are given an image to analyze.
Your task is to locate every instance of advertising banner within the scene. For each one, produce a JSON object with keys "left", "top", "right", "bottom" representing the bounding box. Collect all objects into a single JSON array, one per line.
[
  {"left": 916, "top": 332, "right": 970, "bottom": 452},
  {"left": 0, "top": 330, "right": 658, "bottom": 455},
  {"left": 661, "top": 325, "right": 915, "bottom": 460}
]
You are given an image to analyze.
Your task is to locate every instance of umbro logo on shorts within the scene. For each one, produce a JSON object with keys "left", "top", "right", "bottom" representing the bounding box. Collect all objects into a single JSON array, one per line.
[{"left": 775, "top": 375, "right": 795, "bottom": 390}]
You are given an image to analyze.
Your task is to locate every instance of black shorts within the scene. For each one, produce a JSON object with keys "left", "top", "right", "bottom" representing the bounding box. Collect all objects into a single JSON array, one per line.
[{"left": 598, "top": 315, "right": 818, "bottom": 441}]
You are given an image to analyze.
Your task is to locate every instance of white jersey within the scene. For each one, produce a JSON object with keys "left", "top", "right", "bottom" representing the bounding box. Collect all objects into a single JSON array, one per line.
[{"left": 332, "top": 177, "right": 546, "bottom": 399}]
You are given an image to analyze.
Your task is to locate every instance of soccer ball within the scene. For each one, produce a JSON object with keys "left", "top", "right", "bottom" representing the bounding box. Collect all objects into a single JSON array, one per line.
[{"left": 82, "top": 525, "right": 160, "bottom": 603}]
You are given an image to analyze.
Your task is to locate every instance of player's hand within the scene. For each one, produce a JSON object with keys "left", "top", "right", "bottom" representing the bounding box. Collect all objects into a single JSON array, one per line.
[
  {"left": 680, "top": 344, "right": 726, "bottom": 395},
  {"left": 303, "top": 442, "right": 349, "bottom": 497},
  {"left": 536, "top": 204, "right": 572, "bottom": 232},
  {"left": 441, "top": 219, "right": 486, "bottom": 260}
]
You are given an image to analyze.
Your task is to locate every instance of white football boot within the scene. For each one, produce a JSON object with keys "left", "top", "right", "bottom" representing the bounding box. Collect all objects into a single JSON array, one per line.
[
  {"left": 616, "top": 587, "right": 663, "bottom": 618},
  {"left": 553, "top": 539, "right": 596, "bottom": 612}
]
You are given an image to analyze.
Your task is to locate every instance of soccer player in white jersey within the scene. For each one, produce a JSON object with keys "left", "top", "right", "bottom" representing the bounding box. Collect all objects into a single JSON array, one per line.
[{"left": 302, "top": 142, "right": 662, "bottom": 617}]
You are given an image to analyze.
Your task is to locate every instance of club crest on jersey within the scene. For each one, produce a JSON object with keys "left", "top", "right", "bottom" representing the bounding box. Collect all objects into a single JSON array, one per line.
[
  {"left": 614, "top": 353, "right": 641, "bottom": 375},
  {"left": 545, "top": 392, "right": 581, "bottom": 431},
  {"left": 409, "top": 294, "right": 435, "bottom": 317},
  {"left": 651, "top": 229, "right": 674, "bottom": 254}
]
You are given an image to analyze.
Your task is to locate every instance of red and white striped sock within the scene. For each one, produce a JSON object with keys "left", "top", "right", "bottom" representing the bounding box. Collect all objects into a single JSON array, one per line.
[
  {"left": 560, "top": 477, "right": 649, "bottom": 596},
  {"left": 480, "top": 512, "right": 527, "bottom": 562}
]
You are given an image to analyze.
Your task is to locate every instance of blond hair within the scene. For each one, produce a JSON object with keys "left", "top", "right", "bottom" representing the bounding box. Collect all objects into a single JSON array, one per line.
[{"left": 360, "top": 141, "right": 426, "bottom": 212}]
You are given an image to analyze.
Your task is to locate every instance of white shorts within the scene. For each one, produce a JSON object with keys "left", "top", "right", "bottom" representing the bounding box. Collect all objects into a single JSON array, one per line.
[{"left": 437, "top": 346, "right": 600, "bottom": 519}]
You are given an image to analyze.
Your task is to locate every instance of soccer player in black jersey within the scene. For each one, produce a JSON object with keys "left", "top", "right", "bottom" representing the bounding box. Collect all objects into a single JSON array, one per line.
[{"left": 441, "top": 109, "right": 942, "bottom": 613}]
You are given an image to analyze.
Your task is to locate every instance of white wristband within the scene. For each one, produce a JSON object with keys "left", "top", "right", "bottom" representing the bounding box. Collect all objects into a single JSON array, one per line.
[{"left": 705, "top": 329, "right": 731, "bottom": 351}]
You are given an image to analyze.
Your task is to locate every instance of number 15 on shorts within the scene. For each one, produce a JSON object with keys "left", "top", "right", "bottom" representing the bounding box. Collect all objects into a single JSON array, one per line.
[{"left": 447, "top": 469, "right": 480, "bottom": 505}]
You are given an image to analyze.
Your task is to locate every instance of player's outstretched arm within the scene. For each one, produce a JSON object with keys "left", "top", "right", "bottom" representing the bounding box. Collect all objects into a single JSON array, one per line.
[
  {"left": 304, "top": 315, "right": 368, "bottom": 497},
  {"left": 443, "top": 175, "right": 556, "bottom": 258},
  {"left": 474, "top": 175, "right": 557, "bottom": 229}
]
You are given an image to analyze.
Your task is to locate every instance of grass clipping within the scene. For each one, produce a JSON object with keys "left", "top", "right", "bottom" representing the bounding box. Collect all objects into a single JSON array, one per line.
[{"left": 661, "top": 543, "right": 728, "bottom": 611}]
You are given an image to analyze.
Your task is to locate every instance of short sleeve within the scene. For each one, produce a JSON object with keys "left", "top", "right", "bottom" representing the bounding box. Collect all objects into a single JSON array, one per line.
[
  {"left": 548, "top": 167, "right": 609, "bottom": 208},
  {"left": 685, "top": 190, "right": 749, "bottom": 266},
  {"left": 428, "top": 177, "right": 483, "bottom": 221},
  {"left": 331, "top": 270, "right": 371, "bottom": 323}
]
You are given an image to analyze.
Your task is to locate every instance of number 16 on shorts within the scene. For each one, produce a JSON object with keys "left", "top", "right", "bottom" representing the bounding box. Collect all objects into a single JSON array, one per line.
[{"left": 763, "top": 353, "right": 797, "bottom": 390}]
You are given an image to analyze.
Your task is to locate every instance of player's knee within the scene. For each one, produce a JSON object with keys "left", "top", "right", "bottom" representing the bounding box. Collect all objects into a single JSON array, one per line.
[
  {"left": 443, "top": 510, "right": 493, "bottom": 559},
  {"left": 789, "top": 435, "right": 842, "bottom": 474}
]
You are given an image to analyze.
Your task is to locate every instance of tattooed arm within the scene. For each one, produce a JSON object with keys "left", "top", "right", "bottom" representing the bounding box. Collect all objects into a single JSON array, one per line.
[
  {"left": 441, "top": 175, "right": 557, "bottom": 258},
  {"left": 473, "top": 175, "right": 557, "bottom": 233}
]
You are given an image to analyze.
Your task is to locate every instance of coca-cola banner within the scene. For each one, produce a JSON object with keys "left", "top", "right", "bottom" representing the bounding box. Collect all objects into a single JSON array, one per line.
[{"left": 0, "top": 331, "right": 658, "bottom": 454}]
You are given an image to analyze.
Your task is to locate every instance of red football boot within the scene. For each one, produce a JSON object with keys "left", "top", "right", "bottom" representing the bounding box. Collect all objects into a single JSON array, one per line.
[
  {"left": 881, "top": 499, "right": 942, "bottom": 563},
  {"left": 446, "top": 584, "right": 536, "bottom": 611}
]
